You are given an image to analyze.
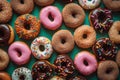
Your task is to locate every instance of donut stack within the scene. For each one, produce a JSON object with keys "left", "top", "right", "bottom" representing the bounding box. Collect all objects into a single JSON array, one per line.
[{"left": 0, "top": 0, "right": 120, "bottom": 80}]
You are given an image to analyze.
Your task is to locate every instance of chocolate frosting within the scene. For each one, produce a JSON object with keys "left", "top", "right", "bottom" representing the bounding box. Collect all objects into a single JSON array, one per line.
[{"left": 0, "top": 24, "right": 10, "bottom": 45}]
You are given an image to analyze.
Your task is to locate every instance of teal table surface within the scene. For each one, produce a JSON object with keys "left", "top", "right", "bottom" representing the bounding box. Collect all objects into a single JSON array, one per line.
[{"left": 2, "top": 0, "right": 120, "bottom": 80}]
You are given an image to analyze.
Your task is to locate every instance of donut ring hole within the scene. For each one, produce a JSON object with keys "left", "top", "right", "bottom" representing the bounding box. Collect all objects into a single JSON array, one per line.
[
  {"left": 61, "top": 39, "right": 66, "bottom": 44},
  {"left": 39, "top": 45, "right": 45, "bottom": 51},
  {"left": 48, "top": 13, "right": 54, "bottom": 21},
  {"left": 72, "top": 13, "right": 77, "bottom": 18},
  {"left": 83, "top": 34, "right": 87, "bottom": 39},
  {"left": 61, "top": 61, "right": 67, "bottom": 67},
  {"left": 119, "top": 31, "right": 120, "bottom": 35},
  {"left": 83, "top": 60, "right": 89, "bottom": 66},
  {"left": 88, "top": 0, "right": 92, "bottom": 1},
  {"left": 19, "top": 75, "right": 25, "bottom": 80},
  {"left": 16, "top": 49, "right": 22, "bottom": 57},
  {"left": 24, "top": 22, "right": 31, "bottom": 30},
  {"left": 0, "top": 30, "right": 4, "bottom": 37},
  {"left": 0, "top": 5, "right": 3, "bottom": 12},
  {"left": 106, "top": 67, "right": 113, "bottom": 74},
  {"left": 98, "top": 12, "right": 106, "bottom": 23},
  {"left": 20, "top": 0, "right": 24, "bottom": 4},
  {"left": 103, "top": 44, "right": 111, "bottom": 52}
]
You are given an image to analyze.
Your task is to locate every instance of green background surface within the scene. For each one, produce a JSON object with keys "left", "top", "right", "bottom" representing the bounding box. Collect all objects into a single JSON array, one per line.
[{"left": 2, "top": 0, "right": 120, "bottom": 80}]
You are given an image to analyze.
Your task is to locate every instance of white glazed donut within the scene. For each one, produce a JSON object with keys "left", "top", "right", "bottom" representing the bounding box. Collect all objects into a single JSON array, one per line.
[
  {"left": 78, "top": 0, "right": 101, "bottom": 10},
  {"left": 31, "top": 37, "right": 53, "bottom": 59},
  {"left": 12, "top": 67, "right": 32, "bottom": 80}
]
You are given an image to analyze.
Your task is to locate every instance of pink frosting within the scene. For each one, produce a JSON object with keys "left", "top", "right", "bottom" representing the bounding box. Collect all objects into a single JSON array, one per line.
[
  {"left": 8, "top": 41, "right": 31, "bottom": 65},
  {"left": 40, "top": 6, "right": 62, "bottom": 30},
  {"left": 74, "top": 51, "right": 97, "bottom": 76}
]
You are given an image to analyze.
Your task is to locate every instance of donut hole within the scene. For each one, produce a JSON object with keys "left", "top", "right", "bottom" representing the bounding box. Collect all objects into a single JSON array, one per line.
[
  {"left": 61, "top": 39, "right": 66, "bottom": 44},
  {"left": 106, "top": 68, "right": 113, "bottom": 74},
  {"left": 83, "top": 60, "right": 89, "bottom": 66},
  {"left": 19, "top": 75, "right": 25, "bottom": 80},
  {"left": 24, "top": 22, "right": 30, "bottom": 30},
  {"left": 98, "top": 12, "right": 106, "bottom": 23},
  {"left": 119, "top": 31, "right": 120, "bottom": 35},
  {"left": 16, "top": 49, "right": 22, "bottom": 57},
  {"left": 0, "top": 30, "right": 4, "bottom": 37},
  {"left": 0, "top": 5, "right": 3, "bottom": 12},
  {"left": 103, "top": 44, "right": 111, "bottom": 52},
  {"left": 48, "top": 13, "right": 54, "bottom": 21},
  {"left": 72, "top": 13, "right": 76, "bottom": 18},
  {"left": 39, "top": 45, "right": 45, "bottom": 51},
  {"left": 61, "top": 61, "right": 67, "bottom": 66},
  {"left": 83, "top": 34, "right": 87, "bottom": 39},
  {"left": 20, "top": 0, "right": 24, "bottom": 4},
  {"left": 88, "top": 0, "right": 92, "bottom": 1}
]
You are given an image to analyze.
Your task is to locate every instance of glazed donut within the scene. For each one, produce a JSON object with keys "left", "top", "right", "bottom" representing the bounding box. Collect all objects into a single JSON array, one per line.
[
  {"left": 103, "top": 0, "right": 120, "bottom": 12},
  {"left": 74, "top": 51, "right": 97, "bottom": 76},
  {"left": 32, "top": 60, "right": 54, "bottom": 80},
  {"left": 8, "top": 41, "right": 31, "bottom": 65},
  {"left": 31, "top": 37, "right": 53, "bottom": 60},
  {"left": 97, "top": 60, "right": 119, "bottom": 80},
  {"left": 0, "top": 72, "right": 11, "bottom": 80},
  {"left": 0, "top": 49, "right": 9, "bottom": 70},
  {"left": 92, "top": 38, "right": 118, "bottom": 61},
  {"left": 15, "top": 14, "right": 40, "bottom": 40},
  {"left": 12, "top": 67, "right": 32, "bottom": 80},
  {"left": 89, "top": 8, "right": 113, "bottom": 33},
  {"left": 0, "top": 24, "right": 14, "bottom": 46},
  {"left": 62, "top": 3, "right": 85, "bottom": 28},
  {"left": 50, "top": 76, "right": 64, "bottom": 80},
  {"left": 74, "top": 25, "right": 96, "bottom": 48},
  {"left": 0, "top": 0, "right": 12, "bottom": 23},
  {"left": 52, "top": 30, "right": 74, "bottom": 53},
  {"left": 70, "top": 76, "right": 86, "bottom": 80},
  {"left": 40, "top": 6, "right": 62, "bottom": 30},
  {"left": 54, "top": 55, "right": 75, "bottom": 78},
  {"left": 11, "top": 0, "right": 34, "bottom": 14},
  {"left": 34, "top": 0, "right": 54, "bottom": 6},
  {"left": 109, "top": 21, "right": 120, "bottom": 44},
  {"left": 78, "top": 0, "right": 101, "bottom": 10},
  {"left": 116, "top": 51, "right": 120, "bottom": 67}
]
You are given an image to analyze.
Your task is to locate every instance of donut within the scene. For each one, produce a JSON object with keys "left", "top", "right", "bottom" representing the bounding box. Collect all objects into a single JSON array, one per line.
[
  {"left": 0, "top": 72, "right": 11, "bottom": 80},
  {"left": 54, "top": 55, "right": 75, "bottom": 78},
  {"left": 0, "top": 49, "right": 9, "bottom": 70},
  {"left": 116, "top": 51, "right": 120, "bottom": 67},
  {"left": 32, "top": 60, "right": 54, "bottom": 80},
  {"left": 97, "top": 60, "right": 119, "bottom": 80},
  {"left": 92, "top": 38, "right": 118, "bottom": 61},
  {"left": 8, "top": 41, "right": 31, "bottom": 65},
  {"left": 34, "top": 0, "right": 54, "bottom": 6},
  {"left": 78, "top": 0, "right": 101, "bottom": 10},
  {"left": 12, "top": 67, "right": 32, "bottom": 80},
  {"left": 40, "top": 6, "right": 62, "bottom": 30},
  {"left": 50, "top": 76, "right": 64, "bottom": 80},
  {"left": 62, "top": 3, "right": 85, "bottom": 28},
  {"left": 103, "top": 0, "right": 120, "bottom": 12},
  {"left": 74, "top": 25, "right": 96, "bottom": 48},
  {"left": 0, "top": 24, "right": 14, "bottom": 46},
  {"left": 11, "top": 0, "right": 34, "bottom": 14},
  {"left": 89, "top": 8, "right": 113, "bottom": 33},
  {"left": 31, "top": 37, "right": 53, "bottom": 60},
  {"left": 70, "top": 76, "right": 86, "bottom": 80},
  {"left": 52, "top": 30, "right": 74, "bottom": 53},
  {"left": 0, "top": 0, "right": 12, "bottom": 23},
  {"left": 109, "top": 21, "right": 120, "bottom": 44},
  {"left": 74, "top": 51, "right": 97, "bottom": 76},
  {"left": 15, "top": 14, "right": 40, "bottom": 40}
]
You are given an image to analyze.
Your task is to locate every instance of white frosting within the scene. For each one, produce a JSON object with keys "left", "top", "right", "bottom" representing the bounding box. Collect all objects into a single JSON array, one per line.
[
  {"left": 78, "top": 0, "right": 101, "bottom": 9},
  {"left": 31, "top": 36, "right": 53, "bottom": 59}
]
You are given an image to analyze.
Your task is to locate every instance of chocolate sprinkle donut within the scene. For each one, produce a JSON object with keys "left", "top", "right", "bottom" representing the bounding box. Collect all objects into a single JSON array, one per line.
[
  {"left": 32, "top": 60, "right": 54, "bottom": 80},
  {"left": 11, "top": 0, "right": 34, "bottom": 14},
  {"left": 97, "top": 60, "right": 119, "bottom": 80},
  {"left": 0, "top": 0, "right": 12, "bottom": 23},
  {"left": 92, "top": 38, "right": 118, "bottom": 61},
  {"left": 89, "top": 8, "right": 113, "bottom": 33},
  {"left": 54, "top": 55, "right": 75, "bottom": 78}
]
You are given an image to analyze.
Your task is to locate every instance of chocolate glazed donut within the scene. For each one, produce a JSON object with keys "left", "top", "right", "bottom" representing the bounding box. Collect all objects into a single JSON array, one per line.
[
  {"left": 54, "top": 55, "right": 75, "bottom": 78},
  {"left": 103, "top": 0, "right": 120, "bottom": 11},
  {"left": 11, "top": 0, "right": 34, "bottom": 14},
  {"left": 0, "top": 24, "right": 10, "bottom": 46}
]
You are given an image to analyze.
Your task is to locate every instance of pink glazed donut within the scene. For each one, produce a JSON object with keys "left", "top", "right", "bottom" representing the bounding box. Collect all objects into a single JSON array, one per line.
[
  {"left": 40, "top": 6, "right": 62, "bottom": 30},
  {"left": 74, "top": 51, "right": 97, "bottom": 76},
  {"left": 8, "top": 41, "right": 31, "bottom": 65}
]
